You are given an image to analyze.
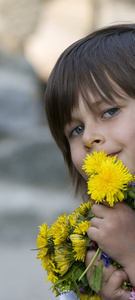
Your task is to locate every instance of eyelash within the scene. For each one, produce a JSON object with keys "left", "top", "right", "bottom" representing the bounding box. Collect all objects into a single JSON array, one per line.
[
  {"left": 102, "top": 107, "right": 120, "bottom": 118},
  {"left": 70, "top": 125, "right": 84, "bottom": 137}
]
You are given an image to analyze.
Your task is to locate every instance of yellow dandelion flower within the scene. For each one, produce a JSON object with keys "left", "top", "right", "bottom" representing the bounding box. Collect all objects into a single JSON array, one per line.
[
  {"left": 76, "top": 200, "right": 93, "bottom": 216},
  {"left": 55, "top": 245, "right": 74, "bottom": 276},
  {"left": 82, "top": 151, "right": 109, "bottom": 175},
  {"left": 67, "top": 211, "right": 79, "bottom": 227},
  {"left": 74, "top": 220, "right": 90, "bottom": 235},
  {"left": 85, "top": 200, "right": 93, "bottom": 211},
  {"left": 86, "top": 293, "right": 102, "bottom": 300},
  {"left": 41, "top": 253, "right": 50, "bottom": 271},
  {"left": 36, "top": 223, "right": 51, "bottom": 259},
  {"left": 51, "top": 213, "right": 69, "bottom": 245},
  {"left": 70, "top": 234, "right": 87, "bottom": 262},
  {"left": 41, "top": 252, "right": 58, "bottom": 274},
  {"left": 46, "top": 270, "right": 58, "bottom": 284},
  {"left": 80, "top": 293, "right": 102, "bottom": 300},
  {"left": 88, "top": 158, "right": 132, "bottom": 206},
  {"left": 36, "top": 223, "right": 49, "bottom": 247},
  {"left": 79, "top": 293, "right": 89, "bottom": 300},
  {"left": 90, "top": 293, "right": 102, "bottom": 300},
  {"left": 80, "top": 292, "right": 102, "bottom": 300}
]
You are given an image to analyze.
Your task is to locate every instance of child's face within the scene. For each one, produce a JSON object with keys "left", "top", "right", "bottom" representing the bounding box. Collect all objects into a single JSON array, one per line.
[{"left": 64, "top": 91, "right": 135, "bottom": 179}]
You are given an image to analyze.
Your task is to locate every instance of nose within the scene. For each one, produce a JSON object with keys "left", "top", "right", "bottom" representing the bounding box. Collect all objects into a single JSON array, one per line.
[{"left": 82, "top": 127, "right": 105, "bottom": 150}]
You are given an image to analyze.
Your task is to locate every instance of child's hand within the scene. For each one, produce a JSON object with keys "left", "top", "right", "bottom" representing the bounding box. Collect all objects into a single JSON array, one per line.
[
  {"left": 87, "top": 202, "right": 135, "bottom": 286},
  {"left": 86, "top": 250, "right": 130, "bottom": 300}
]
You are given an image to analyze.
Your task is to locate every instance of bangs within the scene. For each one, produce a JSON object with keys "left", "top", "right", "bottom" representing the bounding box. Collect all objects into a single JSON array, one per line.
[
  {"left": 56, "top": 64, "right": 119, "bottom": 129},
  {"left": 59, "top": 62, "right": 122, "bottom": 128},
  {"left": 77, "top": 69, "right": 119, "bottom": 110}
]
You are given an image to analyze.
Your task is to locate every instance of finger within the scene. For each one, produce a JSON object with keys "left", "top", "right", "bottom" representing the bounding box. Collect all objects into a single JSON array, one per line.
[
  {"left": 91, "top": 203, "right": 111, "bottom": 218},
  {"left": 99, "top": 270, "right": 130, "bottom": 300},
  {"left": 87, "top": 226, "right": 99, "bottom": 242},
  {"left": 90, "top": 216, "right": 102, "bottom": 228},
  {"left": 85, "top": 250, "right": 96, "bottom": 278},
  {"left": 100, "top": 200, "right": 113, "bottom": 208}
]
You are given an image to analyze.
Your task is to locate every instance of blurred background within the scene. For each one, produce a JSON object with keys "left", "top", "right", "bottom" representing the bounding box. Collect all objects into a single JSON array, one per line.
[{"left": 0, "top": 0, "right": 135, "bottom": 299}]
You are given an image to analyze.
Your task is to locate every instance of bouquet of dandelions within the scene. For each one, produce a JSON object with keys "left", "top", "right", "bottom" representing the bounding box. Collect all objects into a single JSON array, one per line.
[{"left": 36, "top": 151, "right": 135, "bottom": 300}]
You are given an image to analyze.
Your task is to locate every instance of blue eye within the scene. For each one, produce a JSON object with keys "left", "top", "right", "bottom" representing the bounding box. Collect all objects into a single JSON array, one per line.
[
  {"left": 103, "top": 107, "right": 119, "bottom": 118},
  {"left": 71, "top": 125, "right": 84, "bottom": 136}
]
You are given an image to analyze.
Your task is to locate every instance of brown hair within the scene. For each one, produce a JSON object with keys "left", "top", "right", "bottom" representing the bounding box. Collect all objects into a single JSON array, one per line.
[{"left": 45, "top": 23, "right": 135, "bottom": 199}]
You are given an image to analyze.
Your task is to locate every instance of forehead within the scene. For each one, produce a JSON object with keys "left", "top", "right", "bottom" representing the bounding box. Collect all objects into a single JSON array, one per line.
[{"left": 65, "top": 81, "right": 120, "bottom": 121}]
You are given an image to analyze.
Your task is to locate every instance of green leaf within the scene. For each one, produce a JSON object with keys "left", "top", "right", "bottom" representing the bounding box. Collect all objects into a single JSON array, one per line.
[
  {"left": 90, "top": 264, "right": 103, "bottom": 293},
  {"left": 77, "top": 215, "right": 86, "bottom": 222},
  {"left": 87, "top": 210, "right": 94, "bottom": 218},
  {"left": 81, "top": 274, "right": 89, "bottom": 287},
  {"left": 128, "top": 190, "right": 135, "bottom": 198},
  {"left": 74, "top": 267, "right": 83, "bottom": 281}
]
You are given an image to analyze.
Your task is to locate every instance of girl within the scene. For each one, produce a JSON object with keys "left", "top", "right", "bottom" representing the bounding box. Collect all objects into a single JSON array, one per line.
[{"left": 45, "top": 24, "right": 135, "bottom": 300}]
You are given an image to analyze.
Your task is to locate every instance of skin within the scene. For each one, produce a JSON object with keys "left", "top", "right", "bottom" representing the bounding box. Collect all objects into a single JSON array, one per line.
[
  {"left": 64, "top": 90, "right": 135, "bottom": 299},
  {"left": 86, "top": 249, "right": 130, "bottom": 300}
]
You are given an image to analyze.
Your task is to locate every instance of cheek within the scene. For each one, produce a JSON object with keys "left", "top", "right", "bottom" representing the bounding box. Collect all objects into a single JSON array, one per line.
[
  {"left": 71, "top": 150, "right": 88, "bottom": 180},
  {"left": 115, "top": 122, "right": 135, "bottom": 173},
  {"left": 71, "top": 151, "right": 82, "bottom": 172},
  {"left": 117, "top": 120, "right": 135, "bottom": 147}
]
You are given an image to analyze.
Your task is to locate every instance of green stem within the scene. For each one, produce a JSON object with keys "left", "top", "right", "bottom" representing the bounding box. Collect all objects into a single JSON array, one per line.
[{"left": 79, "top": 247, "right": 100, "bottom": 281}]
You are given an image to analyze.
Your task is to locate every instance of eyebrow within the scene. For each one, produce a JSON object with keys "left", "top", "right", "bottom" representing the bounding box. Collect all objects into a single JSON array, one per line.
[
  {"left": 83, "top": 98, "right": 110, "bottom": 112},
  {"left": 90, "top": 99, "right": 104, "bottom": 108}
]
